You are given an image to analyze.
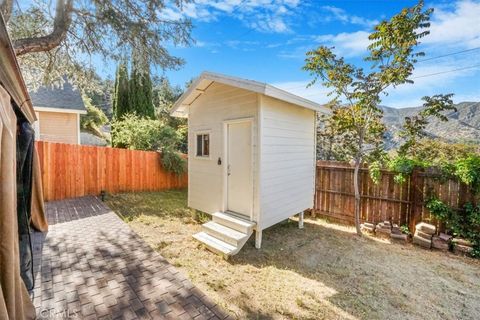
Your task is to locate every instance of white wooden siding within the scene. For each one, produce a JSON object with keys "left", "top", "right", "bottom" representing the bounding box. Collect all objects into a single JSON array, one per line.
[
  {"left": 188, "top": 82, "right": 259, "bottom": 217},
  {"left": 259, "top": 95, "right": 316, "bottom": 229}
]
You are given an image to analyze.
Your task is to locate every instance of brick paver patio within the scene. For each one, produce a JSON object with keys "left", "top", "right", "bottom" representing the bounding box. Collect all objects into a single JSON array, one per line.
[{"left": 31, "top": 196, "right": 230, "bottom": 320}]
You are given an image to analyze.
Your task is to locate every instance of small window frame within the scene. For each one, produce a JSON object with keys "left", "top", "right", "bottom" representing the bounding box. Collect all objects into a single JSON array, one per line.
[{"left": 195, "top": 131, "right": 211, "bottom": 159}]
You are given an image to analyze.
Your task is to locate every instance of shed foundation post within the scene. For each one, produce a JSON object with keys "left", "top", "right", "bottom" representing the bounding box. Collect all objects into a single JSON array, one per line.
[
  {"left": 299, "top": 212, "right": 304, "bottom": 229},
  {"left": 255, "top": 230, "right": 262, "bottom": 249}
]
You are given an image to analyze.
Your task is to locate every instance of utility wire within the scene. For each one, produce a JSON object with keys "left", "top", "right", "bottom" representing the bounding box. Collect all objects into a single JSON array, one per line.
[
  {"left": 295, "top": 64, "right": 480, "bottom": 99},
  {"left": 412, "top": 64, "right": 480, "bottom": 79},
  {"left": 280, "top": 47, "right": 480, "bottom": 92},
  {"left": 417, "top": 47, "right": 480, "bottom": 62}
]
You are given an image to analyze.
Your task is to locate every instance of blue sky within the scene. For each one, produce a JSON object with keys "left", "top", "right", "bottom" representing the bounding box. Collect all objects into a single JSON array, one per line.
[
  {"left": 20, "top": 0, "right": 476, "bottom": 108},
  {"left": 143, "top": 0, "right": 479, "bottom": 108}
]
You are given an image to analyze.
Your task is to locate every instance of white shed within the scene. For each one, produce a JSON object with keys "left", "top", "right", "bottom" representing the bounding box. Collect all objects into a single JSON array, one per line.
[{"left": 171, "top": 72, "right": 329, "bottom": 256}]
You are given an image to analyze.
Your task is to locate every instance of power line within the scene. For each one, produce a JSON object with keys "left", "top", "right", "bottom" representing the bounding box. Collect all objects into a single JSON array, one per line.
[
  {"left": 280, "top": 47, "right": 480, "bottom": 92},
  {"left": 412, "top": 64, "right": 480, "bottom": 79},
  {"left": 417, "top": 47, "right": 480, "bottom": 62},
  {"left": 293, "top": 64, "right": 480, "bottom": 99},
  {"left": 281, "top": 61, "right": 480, "bottom": 93}
]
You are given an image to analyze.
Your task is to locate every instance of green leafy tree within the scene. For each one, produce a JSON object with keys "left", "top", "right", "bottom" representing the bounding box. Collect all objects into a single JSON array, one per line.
[
  {"left": 113, "top": 61, "right": 130, "bottom": 120},
  {"left": 389, "top": 95, "right": 456, "bottom": 183},
  {"left": 304, "top": 1, "right": 435, "bottom": 235},
  {"left": 398, "top": 94, "right": 456, "bottom": 157},
  {"left": 80, "top": 96, "right": 108, "bottom": 137},
  {"left": 5, "top": 0, "right": 192, "bottom": 91},
  {"left": 410, "top": 139, "right": 480, "bottom": 164},
  {"left": 84, "top": 75, "right": 114, "bottom": 119},
  {"left": 153, "top": 77, "right": 187, "bottom": 152},
  {"left": 154, "top": 77, "right": 183, "bottom": 126}
]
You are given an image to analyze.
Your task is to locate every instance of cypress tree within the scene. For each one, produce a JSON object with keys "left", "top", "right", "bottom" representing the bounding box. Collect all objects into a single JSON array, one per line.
[
  {"left": 129, "top": 53, "right": 154, "bottom": 119},
  {"left": 113, "top": 61, "right": 130, "bottom": 120},
  {"left": 141, "top": 71, "right": 155, "bottom": 119}
]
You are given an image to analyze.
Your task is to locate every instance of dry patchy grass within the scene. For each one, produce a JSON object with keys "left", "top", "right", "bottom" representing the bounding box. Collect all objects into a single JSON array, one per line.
[{"left": 106, "top": 190, "right": 480, "bottom": 320}]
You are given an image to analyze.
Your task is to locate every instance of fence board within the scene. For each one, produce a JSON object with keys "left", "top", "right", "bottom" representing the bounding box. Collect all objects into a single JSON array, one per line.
[
  {"left": 36, "top": 141, "right": 188, "bottom": 201},
  {"left": 314, "top": 161, "right": 476, "bottom": 233}
]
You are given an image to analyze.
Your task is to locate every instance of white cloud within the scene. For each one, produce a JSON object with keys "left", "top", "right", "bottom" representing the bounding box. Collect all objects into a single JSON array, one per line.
[
  {"left": 158, "top": 7, "right": 184, "bottom": 21},
  {"left": 157, "top": 0, "right": 302, "bottom": 33},
  {"left": 249, "top": 15, "right": 290, "bottom": 33},
  {"left": 273, "top": 51, "right": 480, "bottom": 108},
  {"left": 302, "top": 0, "right": 480, "bottom": 59},
  {"left": 276, "top": 31, "right": 371, "bottom": 59},
  {"left": 182, "top": 3, "right": 216, "bottom": 21},
  {"left": 272, "top": 80, "right": 331, "bottom": 104},
  {"left": 321, "top": 6, "right": 378, "bottom": 28},
  {"left": 314, "top": 31, "right": 371, "bottom": 57},
  {"left": 423, "top": 0, "right": 480, "bottom": 48},
  {"left": 383, "top": 56, "right": 480, "bottom": 107}
]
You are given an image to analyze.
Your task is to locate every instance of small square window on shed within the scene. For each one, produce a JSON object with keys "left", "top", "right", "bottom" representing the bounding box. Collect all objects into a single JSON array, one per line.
[{"left": 196, "top": 133, "right": 210, "bottom": 157}]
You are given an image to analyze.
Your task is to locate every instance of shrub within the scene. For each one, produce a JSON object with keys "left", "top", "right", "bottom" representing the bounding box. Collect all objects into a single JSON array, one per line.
[
  {"left": 111, "top": 113, "right": 185, "bottom": 174},
  {"left": 426, "top": 197, "right": 480, "bottom": 257},
  {"left": 454, "top": 155, "right": 480, "bottom": 193},
  {"left": 161, "top": 150, "right": 186, "bottom": 175},
  {"left": 111, "top": 113, "right": 177, "bottom": 150}
]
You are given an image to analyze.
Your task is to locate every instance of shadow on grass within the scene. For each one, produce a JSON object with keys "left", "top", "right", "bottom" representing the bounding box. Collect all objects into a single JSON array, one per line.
[
  {"left": 228, "top": 218, "right": 480, "bottom": 319},
  {"left": 103, "top": 190, "right": 480, "bottom": 320},
  {"left": 105, "top": 189, "right": 201, "bottom": 222}
]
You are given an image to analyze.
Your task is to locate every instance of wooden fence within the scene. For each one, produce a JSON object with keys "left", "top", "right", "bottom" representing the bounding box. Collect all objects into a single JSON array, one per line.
[
  {"left": 36, "top": 141, "right": 188, "bottom": 201},
  {"left": 314, "top": 161, "right": 476, "bottom": 232}
]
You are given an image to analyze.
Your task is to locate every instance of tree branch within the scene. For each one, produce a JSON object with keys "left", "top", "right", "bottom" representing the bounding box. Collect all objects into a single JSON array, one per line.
[
  {"left": 0, "top": 0, "right": 14, "bottom": 22},
  {"left": 13, "top": 0, "right": 73, "bottom": 56}
]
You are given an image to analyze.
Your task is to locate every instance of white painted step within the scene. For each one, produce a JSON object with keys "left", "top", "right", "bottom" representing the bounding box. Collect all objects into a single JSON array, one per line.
[
  {"left": 212, "top": 212, "right": 256, "bottom": 233},
  {"left": 193, "top": 232, "right": 237, "bottom": 256},
  {"left": 202, "top": 221, "right": 249, "bottom": 246}
]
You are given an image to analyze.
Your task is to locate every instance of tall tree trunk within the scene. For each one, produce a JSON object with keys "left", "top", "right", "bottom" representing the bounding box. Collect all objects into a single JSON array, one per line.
[
  {"left": 353, "top": 158, "right": 362, "bottom": 235},
  {"left": 13, "top": 0, "right": 73, "bottom": 56}
]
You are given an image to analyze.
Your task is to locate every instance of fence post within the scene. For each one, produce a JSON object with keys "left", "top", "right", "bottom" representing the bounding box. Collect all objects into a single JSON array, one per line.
[{"left": 408, "top": 169, "right": 418, "bottom": 232}]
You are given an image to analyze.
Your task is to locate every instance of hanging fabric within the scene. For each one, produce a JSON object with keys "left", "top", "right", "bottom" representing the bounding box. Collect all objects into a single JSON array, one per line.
[
  {"left": 16, "top": 119, "right": 35, "bottom": 291},
  {"left": 30, "top": 148, "right": 48, "bottom": 232}
]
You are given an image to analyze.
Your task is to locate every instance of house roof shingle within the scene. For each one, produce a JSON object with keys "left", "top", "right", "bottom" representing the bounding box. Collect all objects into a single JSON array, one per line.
[{"left": 30, "top": 79, "right": 86, "bottom": 112}]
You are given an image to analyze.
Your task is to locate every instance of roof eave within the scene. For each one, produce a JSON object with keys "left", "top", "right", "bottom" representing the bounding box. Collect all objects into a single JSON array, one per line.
[
  {"left": 171, "top": 71, "right": 332, "bottom": 117},
  {"left": 34, "top": 105, "right": 88, "bottom": 114}
]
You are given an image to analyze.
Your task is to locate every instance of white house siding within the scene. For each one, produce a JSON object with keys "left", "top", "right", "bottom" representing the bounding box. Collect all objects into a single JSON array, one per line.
[
  {"left": 188, "top": 82, "right": 259, "bottom": 217},
  {"left": 259, "top": 95, "right": 316, "bottom": 229},
  {"left": 37, "top": 111, "right": 79, "bottom": 144}
]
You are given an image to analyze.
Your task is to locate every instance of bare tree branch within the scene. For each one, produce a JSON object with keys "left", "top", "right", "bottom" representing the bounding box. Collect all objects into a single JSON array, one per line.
[{"left": 13, "top": 0, "right": 73, "bottom": 56}]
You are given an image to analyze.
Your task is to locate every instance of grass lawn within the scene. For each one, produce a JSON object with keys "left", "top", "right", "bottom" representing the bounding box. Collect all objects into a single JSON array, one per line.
[{"left": 106, "top": 190, "right": 480, "bottom": 320}]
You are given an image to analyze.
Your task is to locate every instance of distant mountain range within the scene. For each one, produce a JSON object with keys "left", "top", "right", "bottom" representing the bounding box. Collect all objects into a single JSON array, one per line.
[{"left": 381, "top": 102, "right": 480, "bottom": 149}]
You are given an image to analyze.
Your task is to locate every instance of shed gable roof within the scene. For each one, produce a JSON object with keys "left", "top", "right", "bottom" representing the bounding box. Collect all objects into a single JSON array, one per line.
[
  {"left": 30, "top": 79, "right": 86, "bottom": 112},
  {"left": 171, "top": 71, "right": 330, "bottom": 117}
]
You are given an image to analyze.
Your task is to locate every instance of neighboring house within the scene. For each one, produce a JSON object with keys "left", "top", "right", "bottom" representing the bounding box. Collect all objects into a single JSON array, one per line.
[
  {"left": 30, "top": 80, "right": 86, "bottom": 144},
  {"left": 171, "top": 71, "right": 330, "bottom": 256}
]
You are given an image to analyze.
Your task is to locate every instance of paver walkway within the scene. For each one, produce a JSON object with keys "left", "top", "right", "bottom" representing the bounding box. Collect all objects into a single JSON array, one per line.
[{"left": 31, "top": 196, "right": 230, "bottom": 320}]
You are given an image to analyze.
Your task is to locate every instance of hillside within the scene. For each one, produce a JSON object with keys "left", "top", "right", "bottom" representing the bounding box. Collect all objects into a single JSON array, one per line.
[{"left": 381, "top": 102, "right": 480, "bottom": 149}]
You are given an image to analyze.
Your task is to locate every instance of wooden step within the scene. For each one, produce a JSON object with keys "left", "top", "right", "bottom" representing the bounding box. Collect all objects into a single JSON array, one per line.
[
  {"left": 202, "top": 221, "right": 249, "bottom": 246},
  {"left": 193, "top": 232, "right": 237, "bottom": 256},
  {"left": 212, "top": 212, "right": 256, "bottom": 233}
]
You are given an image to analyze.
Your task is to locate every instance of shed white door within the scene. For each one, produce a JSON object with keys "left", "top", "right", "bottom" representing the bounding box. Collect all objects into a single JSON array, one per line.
[{"left": 226, "top": 121, "right": 253, "bottom": 217}]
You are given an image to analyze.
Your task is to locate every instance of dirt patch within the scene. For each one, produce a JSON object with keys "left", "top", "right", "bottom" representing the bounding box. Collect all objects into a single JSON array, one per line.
[{"left": 106, "top": 190, "right": 480, "bottom": 320}]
